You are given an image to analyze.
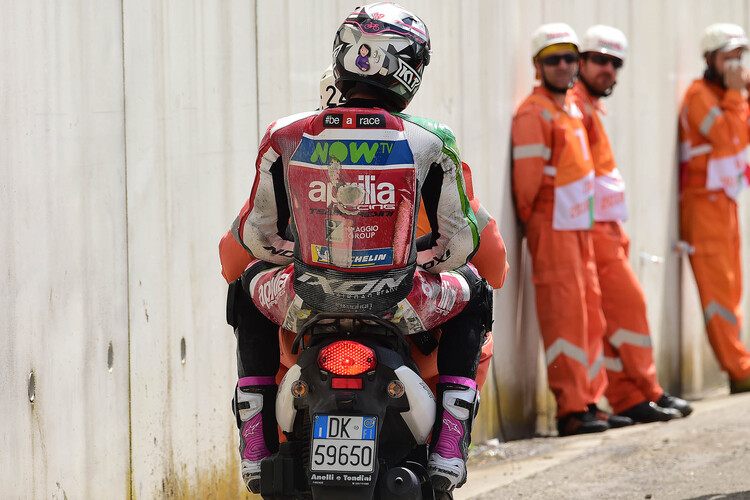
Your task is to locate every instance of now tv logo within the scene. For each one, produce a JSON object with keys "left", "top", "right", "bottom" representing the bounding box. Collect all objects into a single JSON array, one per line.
[{"left": 309, "top": 140, "right": 393, "bottom": 164}]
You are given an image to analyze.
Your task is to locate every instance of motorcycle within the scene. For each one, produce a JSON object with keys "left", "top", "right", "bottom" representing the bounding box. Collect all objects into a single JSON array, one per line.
[{"left": 260, "top": 312, "right": 453, "bottom": 500}]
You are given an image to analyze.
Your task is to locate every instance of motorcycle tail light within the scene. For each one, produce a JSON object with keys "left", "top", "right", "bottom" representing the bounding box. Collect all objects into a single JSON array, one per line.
[{"left": 318, "top": 341, "right": 376, "bottom": 376}]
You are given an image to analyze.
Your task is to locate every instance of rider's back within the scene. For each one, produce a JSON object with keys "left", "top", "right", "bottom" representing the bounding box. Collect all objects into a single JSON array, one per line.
[{"left": 239, "top": 103, "right": 479, "bottom": 313}]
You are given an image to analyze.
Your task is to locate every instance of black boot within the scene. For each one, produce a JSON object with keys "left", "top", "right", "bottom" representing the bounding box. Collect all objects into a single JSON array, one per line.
[
  {"left": 617, "top": 400, "right": 680, "bottom": 423},
  {"left": 557, "top": 411, "right": 609, "bottom": 436},
  {"left": 588, "top": 404, "right": 633, "bottom": 428},
  {"left": 656, "top": 392, "right": 693, "bottom": 417},
  {"left": 730, "top": 375, "right": 750, "bottom": 394}
]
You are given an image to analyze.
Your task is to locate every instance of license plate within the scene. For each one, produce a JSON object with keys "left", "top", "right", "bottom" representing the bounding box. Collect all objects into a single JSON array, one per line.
[{"left": 310, "top": 415, "right": 377, "bottom": 473}]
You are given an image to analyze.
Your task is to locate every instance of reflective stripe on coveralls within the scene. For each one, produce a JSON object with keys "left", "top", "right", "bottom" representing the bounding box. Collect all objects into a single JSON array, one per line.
[
  {"left": 572, "top": 83, "right": 627, "bottom": 222},
  {"left": 512, "top": 85, "right": 604, "bottom": 418},
  {"left": 704, "top": 301, "right": 738, "bottom": 326},
  {"left": 679, "top": 78, "right": 750, "bottom": 382}
]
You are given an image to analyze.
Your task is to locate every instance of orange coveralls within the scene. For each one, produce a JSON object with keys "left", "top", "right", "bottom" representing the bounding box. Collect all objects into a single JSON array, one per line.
[
  {"left": 679, "top": 79, "right": 750, "bottom": 383},
  {"left": 219, "top": 162, "right": 508, "bottom": 393},
  {"left": 512, "top": 86, "right": 606, "bottom": 418},
  {"left": 572, "top": 81, "right": 664, "bottom": 413}
]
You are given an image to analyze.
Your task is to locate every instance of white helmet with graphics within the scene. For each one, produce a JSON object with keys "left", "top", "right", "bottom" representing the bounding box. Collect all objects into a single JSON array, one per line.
[
  {"left": 319, "top": 65, "right": 345, "bottom": 110},
  {"left": 531, "top": 23, "right": 580, "bottom": 59},
  {"left": 701, "top": 23, "right": 749, "bottom": 55},
  {"left": 581, "top": 25, "right": 627, "bottom": 61},
  {"left": 332, "top": 2, "right": 431, "bottom": 111}
]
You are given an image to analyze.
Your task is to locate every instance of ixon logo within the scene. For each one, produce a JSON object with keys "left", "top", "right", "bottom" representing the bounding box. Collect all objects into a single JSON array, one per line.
[
  {"left": 298, "top": 272, "right": 406, "bottom": 297},
  {"left": 310, "top": 141, "right": 394, "bottom": 164},
  {"left": 394, "top": 59, "right": 421, "bottom": 92},
  {"left": 308, "top": 175, "right": 396, "bottom": 209}
]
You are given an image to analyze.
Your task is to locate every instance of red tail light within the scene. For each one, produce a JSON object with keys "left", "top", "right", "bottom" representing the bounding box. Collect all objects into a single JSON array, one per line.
[{"left": 318, "top": 341, "right": 377, "bottom": 375}]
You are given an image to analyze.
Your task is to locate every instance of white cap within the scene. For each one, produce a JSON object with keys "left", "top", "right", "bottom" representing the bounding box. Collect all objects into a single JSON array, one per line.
[
  {"left": 701, "top": 23, "right": 749, "bottom": 54},
  {"left": 531, "top": 23, "right": 580, "bottom": 58},
  {"left": 319, "top": 65, "right": 345, "bottom": 110},
  {"left": 581, "top": 25, "right": 627, "bottom": 61}
]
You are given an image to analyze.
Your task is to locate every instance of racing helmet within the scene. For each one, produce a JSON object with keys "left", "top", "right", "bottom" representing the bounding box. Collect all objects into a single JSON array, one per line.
[
  {"left": 581, "top": 25, "right": 627, "bottom": 61},
  {"left": 319, "top": 65, "right": 345, "bottom": 109},
  {"left": 701, "top": 23, "right": 749, "bottom": 55},
  {"left": 332, "top": 2, "right": 431, "bottom": 111},
  {"left": 531, "top": 23, "right": 580, "bottom": 59}
]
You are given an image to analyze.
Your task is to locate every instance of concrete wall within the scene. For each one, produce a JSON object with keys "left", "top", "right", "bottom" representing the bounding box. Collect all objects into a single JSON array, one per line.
[{"left": 2, "top": 1, "right": 750, "bottom": 497}]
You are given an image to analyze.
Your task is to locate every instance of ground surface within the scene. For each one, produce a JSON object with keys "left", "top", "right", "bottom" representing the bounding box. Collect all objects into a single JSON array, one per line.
[{"left": 457, "top": 392, "right": 750, "bottom": 500}]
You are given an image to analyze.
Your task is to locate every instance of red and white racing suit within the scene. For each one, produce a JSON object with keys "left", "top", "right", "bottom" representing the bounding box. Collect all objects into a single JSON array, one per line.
[{"left": 228, "top": 99, "right": 491, "bottom": 383}]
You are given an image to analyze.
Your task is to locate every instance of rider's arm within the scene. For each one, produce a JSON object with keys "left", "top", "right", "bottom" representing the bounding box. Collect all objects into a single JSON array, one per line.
[
  {"left": 237, "top": 124, "right": 295, "bottom": 265},
  {"left": 417, "top": 153, "right": 479, "bottom": 274}
]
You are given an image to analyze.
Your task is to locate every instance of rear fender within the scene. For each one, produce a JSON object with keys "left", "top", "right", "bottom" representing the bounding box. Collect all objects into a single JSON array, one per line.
[
  {"left": 276, "top": 364, "right": 303, "bottom": 433},
  {"left": 394, "top": 366, "right": 436, "bottom": 443}
]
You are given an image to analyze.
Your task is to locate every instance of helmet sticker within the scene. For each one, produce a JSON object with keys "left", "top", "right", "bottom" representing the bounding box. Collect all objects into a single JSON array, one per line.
[
  {"left": 356, "top": 44, "right": 371, "bottom": 71},
  {"left": 343, "top": 39, "right": 390, "bottom": 76}
]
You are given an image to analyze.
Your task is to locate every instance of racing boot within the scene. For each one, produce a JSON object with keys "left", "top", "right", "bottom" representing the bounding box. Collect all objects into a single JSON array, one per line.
[
  {"left": 428, "top": 376, "right": 478, "bottom": 492},
  {"left": 233, "top": 378, "right": 279, "bottom": 493}
]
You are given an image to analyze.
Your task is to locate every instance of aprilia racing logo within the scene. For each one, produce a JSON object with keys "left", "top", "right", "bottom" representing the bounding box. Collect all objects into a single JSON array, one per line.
[{"left": 308, "top": 175, "right": 396, "bottom": 210}]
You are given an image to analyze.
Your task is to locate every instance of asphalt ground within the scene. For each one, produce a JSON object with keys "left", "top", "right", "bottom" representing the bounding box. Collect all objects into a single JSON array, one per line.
[{"left": 457, "top": 391, "right": 750, "bottom": 500}]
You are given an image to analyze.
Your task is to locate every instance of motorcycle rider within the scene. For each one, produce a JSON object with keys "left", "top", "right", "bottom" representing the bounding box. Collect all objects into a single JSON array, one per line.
[
  {"left": 221, "top": 70, "right": 507, "bottom": 394},
  {"left": 225, "top": 3, "right": 494, "bottom": 494}
]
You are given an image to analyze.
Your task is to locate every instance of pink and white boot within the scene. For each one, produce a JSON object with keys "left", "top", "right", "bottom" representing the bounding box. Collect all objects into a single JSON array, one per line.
[
  {"left": 233, "top": 377, "right": 279, "bottom": 493},
  {"left": 428, "top": 376, "right": 478, "bottom": 492}
]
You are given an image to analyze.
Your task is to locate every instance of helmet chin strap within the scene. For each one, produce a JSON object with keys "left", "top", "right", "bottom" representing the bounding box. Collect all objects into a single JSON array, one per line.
[{"left": 578, "top": 73, "right": 615, "bottom": 98}]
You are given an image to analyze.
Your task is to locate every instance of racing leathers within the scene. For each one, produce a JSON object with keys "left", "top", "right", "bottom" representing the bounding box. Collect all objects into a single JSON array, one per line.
[
  {"left": 512, "top": 86, "right": 606, "bottom": 424},
  {"left": 220, "top": 160, "right": 507, "bottom": 395},
  {"left": 571, "top": 80, "right": 665, "bottom": 414},
  {"left": 227, "top": 99, "right": 492, "bottom": 492},
  {"left": 679, "top": 78, "right": 750, "bottom": 384}
]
